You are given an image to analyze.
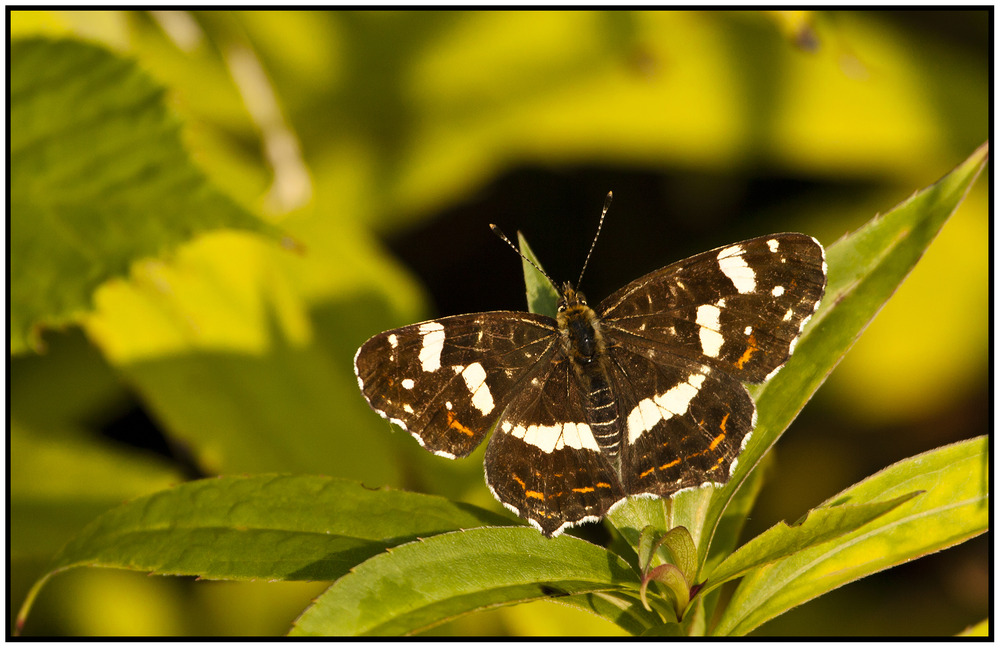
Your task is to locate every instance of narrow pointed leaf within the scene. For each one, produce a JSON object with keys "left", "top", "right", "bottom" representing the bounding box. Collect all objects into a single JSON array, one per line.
[
  {"left": 713, "top": 435, "right": 988, "bottom": 636},
  {"left": 47, "top": 474, "right": 510, "bottom": 580},
  {"left": 699, "top": 143, "right": 988, "bottom": 570},
  {"left": 17, "top": 475, "right": 510, "bottom": 630},
  {"left": 289, "top": 527, "right": 639, "bottom": 636},
  {"left": 702, "top": 491, "right": 920, "bottom": 594},
  {"left": 518, "top": 231, "right": 560, "bottom": 317},
  {"left": 637, "top": 525, "right": 658, "bottom": 571}
]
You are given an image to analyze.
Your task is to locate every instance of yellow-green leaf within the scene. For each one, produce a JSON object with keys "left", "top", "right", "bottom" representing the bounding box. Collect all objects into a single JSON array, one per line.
[{"left": 10, "top": 37, "right": 278, "bottom": 354}]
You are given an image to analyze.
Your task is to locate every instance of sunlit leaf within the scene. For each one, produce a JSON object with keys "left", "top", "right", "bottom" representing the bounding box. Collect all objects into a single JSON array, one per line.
[
  {"left": 699, "top": 143, "right": 988, "bottom": 570},
  {"left": 289, "top": 527, "right": 640, "bottom": 636},
  {"left": 701, "top": 492, "right": 919, "bottom": 594},
  {"left": 10, "top": 37, "right": 279, "bottom": 354},
  {"left": 713, "top": 435, "right": 988, "bottom": 636},
  {"left": 17, "top": 475, "right": 510, "bottom": 632}
]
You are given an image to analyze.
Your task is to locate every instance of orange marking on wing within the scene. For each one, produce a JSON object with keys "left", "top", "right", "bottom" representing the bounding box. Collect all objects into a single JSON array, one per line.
[
  {"left": 596, "top": 482, "right": 612, "bottom": 489},
  {"left": 735, "top": 333, "right": 759, "bottom": 369},
  {"left": 639, "top": 466, "right": 655, "bottom": 479},
  {"left": 659, "top": 458, "right": 681, "bottom": 471},
  {"left": 709, "top": 414, "right": 729, "bottom": 451},
  {"left": 525, "top": 490, "right": 545, "bottom": 500},
  {"left": 512, "top": 474, "right": 526, "bottom": 489},
  {"left": 571, "top": 486, "right": 595, "bottom": 494},
  {"left": 446, "top": 411, "right": 474, "bottom": 437}
]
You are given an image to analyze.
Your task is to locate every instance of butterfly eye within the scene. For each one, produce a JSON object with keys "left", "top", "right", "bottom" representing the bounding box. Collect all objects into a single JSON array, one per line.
[{"left": 557, "top": 303, "right": 567, "bottom": 312}]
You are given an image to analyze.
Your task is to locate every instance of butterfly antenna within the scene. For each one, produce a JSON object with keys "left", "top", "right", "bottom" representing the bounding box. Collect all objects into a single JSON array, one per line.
[
  {"left": 489, "top": 223, "right": 560, "bottom": 291},
  {"left": 576, "top": 191, "right": 613, "bottom": 290}
]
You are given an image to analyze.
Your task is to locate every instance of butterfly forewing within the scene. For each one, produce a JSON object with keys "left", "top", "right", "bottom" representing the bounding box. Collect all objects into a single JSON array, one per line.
[
  {"left": 599, "top": 233, "right": 826, "bottom": 382},
  {"left": 354, "top": 312, "right": 558, "bottom": 458}
]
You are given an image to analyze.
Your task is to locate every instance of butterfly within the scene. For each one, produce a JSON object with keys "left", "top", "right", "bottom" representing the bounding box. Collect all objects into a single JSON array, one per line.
[{"left": 354, "top": 192, "right": 826, "bottom": 536}]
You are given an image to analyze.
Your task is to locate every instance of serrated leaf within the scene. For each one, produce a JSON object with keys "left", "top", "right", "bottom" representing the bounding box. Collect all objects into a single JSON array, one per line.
[
  {"left": 702, "top": 491, "right": 920, "bottom": 595},
  {"left": 713, "top": 435, "right": 988, "bottom": 636},
  {"left": 16, "top": 475, "right": 509, "bottom": 631},
  {"left": 698, "top": 143, "right": 988, "bottom": 569},
  {"left": 289, "top": 527, "right": 640, "bottom": 636},
  {"left": 10, "top": 37, "right": 280, "bottom": 354}
]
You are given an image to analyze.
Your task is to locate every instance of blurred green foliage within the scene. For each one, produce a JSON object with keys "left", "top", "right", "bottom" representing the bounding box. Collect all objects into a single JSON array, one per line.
[{"left": 9, "top": 9, "right": 987, "bottom": 636}]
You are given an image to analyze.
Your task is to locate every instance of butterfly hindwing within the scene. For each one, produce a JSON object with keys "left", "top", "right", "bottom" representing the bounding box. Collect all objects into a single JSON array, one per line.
[
  {"left": 484, "top": 355, "right": 625, "bottom": 536},
  {"left": 354, "top": 312, "right": 558, "bottom": 458},
  {"left": 606, "top": 346, "right": 756, "bottom": 496},
  {"left": 600, "top": 233, "right": 826, "bottom": 382}
]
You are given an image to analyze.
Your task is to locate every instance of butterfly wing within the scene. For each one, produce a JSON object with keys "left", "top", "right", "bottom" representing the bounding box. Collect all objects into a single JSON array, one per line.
[
  {"left": 354, "top": 312, "right": 558, "bottom": 458},
  {"left": 599, "top": 233, "right": 826, "bottom": 382},
  {"left": 484, "top": 354, "right": 625, "bottom": 536},
  {"left": 606, "top": 345, "right": 755, "bottom": 497}
]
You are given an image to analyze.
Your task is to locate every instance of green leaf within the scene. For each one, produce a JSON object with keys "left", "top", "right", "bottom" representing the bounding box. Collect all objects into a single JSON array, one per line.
[
  {"left": 558, "top": 591, "right": 663, "bottom": 636},
  {"left": 10, "top": 37, "right": 280, "bottom": 354},
  {"left": 289, "top": 527, "right": 640, "bottom": 636},
  {"left": 699, "top": 143, "right": 989, "bottom": 570},
  {"left": 702, "top": 491, "right": 920, "bottom": 595},
  {"left": 713, "top": 435, "right": 988, "bottom": 636},
  {"left": 658, "top": 526, "right": 697, "bottom": 585},
  {"left": 641, "top": 563, "right": 688, "bottom": 618},
  {"left": 517, "top": 231, "right": 560, "bottom": 317},
  {"left": 702, "top": 451, "right": 768, "bottom": 575},
  {"left": 636, "top": 525, "right": 657, "bottom": 572},
  {"left": 10, "top": 423, "right": 183, "bottom": 561},
  {"left": 16, "top": 475, "right": 509, "bottom": 631},
  {"left": 641, "top": 621, "right": 685, "bottom": 636}
]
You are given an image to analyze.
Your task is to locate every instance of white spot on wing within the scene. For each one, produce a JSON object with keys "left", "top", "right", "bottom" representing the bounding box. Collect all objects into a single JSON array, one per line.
[
  {"left": 717, "top": 246, "right": 756, "bottom": 294},
  {"left": 767, "top": 239, "right": 779, "bottom": 253},
  {"left": 401, "top": 378, "right": 415, "bottom": 389},
  {"left": 627, "top": 373, "right": 707, "bottom": 444},
  {"left": 696, "top": 304, "right": 724, "bottom": 358},
  {"left": 509, "top": 422, "right": 600, "bottom": 453},
  {"left": 461, "top": 362, "right": 494, "bottom": 415},
  {"left": 772, "top": 285, "right": 785, "bottom": 297},
  {"left": 417, "top": 321, "right": 445, "bottom": 372},
  {"left": 387, "top": 334, "right": 398, "bottom": 348}
]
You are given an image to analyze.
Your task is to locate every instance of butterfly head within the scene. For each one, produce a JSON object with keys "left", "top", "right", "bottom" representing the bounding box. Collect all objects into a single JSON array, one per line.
[{"left": 557, "top": 282, "right": 588, "bottom": 312}]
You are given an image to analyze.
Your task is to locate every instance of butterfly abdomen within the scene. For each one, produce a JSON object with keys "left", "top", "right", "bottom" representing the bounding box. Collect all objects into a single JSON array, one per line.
[{"left": 558, "top": 291, "right": 623, "bottom": 459}]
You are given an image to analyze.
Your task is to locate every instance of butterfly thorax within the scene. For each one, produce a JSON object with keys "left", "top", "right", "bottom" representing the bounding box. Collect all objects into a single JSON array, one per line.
[
  {"left": 557, "top": 283, "right": 622, "bottom": 460},
  {"left": 556, "top": 285, "right": 605, "bottom": 362}
]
